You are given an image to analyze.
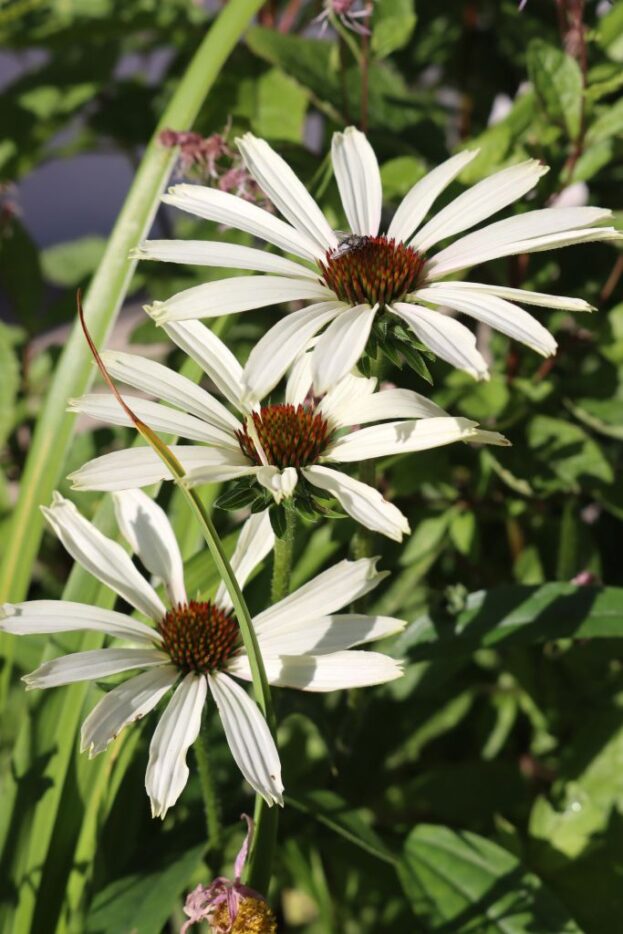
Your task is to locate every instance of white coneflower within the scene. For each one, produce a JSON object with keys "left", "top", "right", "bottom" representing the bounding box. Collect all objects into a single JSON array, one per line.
[
  {"left": 1, "top": 492, "right": 404, "bottom": 814},
  {"left": 68, "top": 324, "right": 507, "bottom": 542},
  {"left": 133, "top": 127, "right": 620, "bottom": 393}
]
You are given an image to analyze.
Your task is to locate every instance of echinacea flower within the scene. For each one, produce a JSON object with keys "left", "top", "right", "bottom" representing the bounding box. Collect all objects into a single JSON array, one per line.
[
  {"left": 1, "top": 492, "right": 404, "bottom": 814},
  {"left": 68, "top": 322, "right": 507, "bottom": 541},
  {"left": 181, "top": 815, "right": 276, "bottom": 934},
  {"left": 135, "top": 127, "right": 620, "bottom": 393}
]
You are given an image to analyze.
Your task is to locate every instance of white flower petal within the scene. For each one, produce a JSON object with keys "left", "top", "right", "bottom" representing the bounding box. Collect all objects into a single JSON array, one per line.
[
  {"left": 389, "top": 302, "right": 489, "bottom": 381},
  {"left": 0, "top": 600, "right": 158, "bottom": 644},
  {"left": 240, "top": 613, "right": 404, "bottom": 658},
  {"left": 256, "top": 466, "right": 298, "bottom": 504},
  {"left": 312, "top": 304, "right": 377, "bottom": 394},
  {"left": 69, "top": 446, "right": 253, "bottom": 493},
  {"left": 237, "top": 134, "right": 337, "bottom": 252},
  {"left": 23, "top": 647, "right": 168, "bottom": 690},
  {"left": 208, "top": 671, "right": 283, "bottom": 805},
  {"left": 470, "top": 428, "right": 511, "bottom": 447},
  {"left": 285, "top": 352, "right": 314, "bottom": 406},
  {"left": 241, "top": 301, "right": 347, "bottom": 403},
  {"left": 317, "top": 372, "right": 377, "bottom": 427},
  {"left": 43, "top": 493, "right": 166, "bottom": 621},
  {"left": 332, "top": 127, "right": 382, "bottom": 236},
  {"left": 113, "top": 490, "right": 187, "bottom": 606},
  {"left": 427, "top": 206, "right": 613, "bottom": 277},
  {"left": 418, "top": 280, "right": 593, "bottom": 313},
  {"left": 159, "top": 320, "right": 245, "bottom": 409},
  {"left": 70, "top": 394, "right": 237, "bottom": 448},
  {"left": 150, "top": 277, "right": 332, "bottom": 324},
  {"left": 387, "top": 150, "right": 479, "bottom": 243},
  {"left": 254, "top": 558, "right": 386, "bottom": 635},
  {"left": 134, "top": 239, "right": 319, "bottom": 279},
  {"left": 415, "top": 286, "right": 557, "bottom": 357},
  {"left": 326, "top": 415, "right": 478, "bottom": 461},
  {"left": 215, "top": 512, "right": 274, "bottom": 612},
  {"left": 411, "top": 160, "right": 549, "bottom": 253},
  {"left": 162, "top": 184, "right": 322, "bottom": 261},
  {"left": 146, "top": 672, "right": 207, "bottom": 819},
  {"left": 303, "top": 465, "right": 410, "bottom": 542},
  {"left": 80, "top": 665, "right": 178, "bottom": 757},
  {"left": 101, "top": 350, "right": 241, "bottom": 433},
  {"left": 322, "top": 385, "right": 447, "bottom": 427},
  {"left": 261, "top": 651, "right": 403, "bottom": 692}
]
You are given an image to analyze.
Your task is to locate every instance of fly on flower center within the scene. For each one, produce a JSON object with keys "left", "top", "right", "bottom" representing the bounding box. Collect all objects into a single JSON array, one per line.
[
  {"left": 236, "top": 404, "right": 333, "bottom": 469},
  {"left": 158, "top": 601, "right": 239, "bottom": 673},
  {"left": 319, "top": 235, "right": 425, "bottom": 306}
]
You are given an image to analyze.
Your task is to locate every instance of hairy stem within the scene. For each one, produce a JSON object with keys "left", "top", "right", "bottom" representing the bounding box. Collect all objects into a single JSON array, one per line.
[
  {"left": 195, "top": 715, "right": 224, "bottom": 865},
  {"left": 271, "top": 509, "right": 297, "bottom": 604}
]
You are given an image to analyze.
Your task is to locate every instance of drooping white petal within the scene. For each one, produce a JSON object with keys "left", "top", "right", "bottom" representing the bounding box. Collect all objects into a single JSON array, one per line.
[
  {"left": 260, "top": 651, "right": 403, "bottom": 692},
  {"left": 312, "top": 304, "right": 377, "bottom": 394},
  {"left": 326, "top": 415, "right": 478, "bottom": 461},
  {"left": 470, "top": 428, "right": 511, "bottom": 446},
  {"left": 42, "top": 493, "right": 166, "bottom": 621},
  {"left": 133, "top": 239, "right": 319, "bottom": 279},
  {"left": 415, "top": 287, "right": 557, "bottom": 357},
  {"left": 23, "top": 647, "right": 168, "bottom": 690},
  {"left": 0, "top": 600, "right": 159, "bottom": 644},
  {"left": 101, "top": 350, "right": 241, "bottom": 433},
  {"left": 215, "top": 512, "right": 274, "bottom": 612},
  {"left": 426, "top": 206, "right": 613, "bottom": 278},
  {"left": 236, "top": 613, "right": 404, "bottom": 658},
  {"left": 70, "top": 394, "right": 237, "bottom": 448},
  {"left": 321, "top": 385, "right": 447, "bottom": 427},
  {"left": 253, "top": 558, "right": 387, "bottom": 635},
  {"left": 69, "top": 446, "right": 254, "bottom": 493},
  {"left": 316, "top": 372, "right": 377, "bottom": 427},
  {"left": 418, "top": 280, "right": 593, "bottom": 312},
  {"left": 256, "top": 466, "right": 298, "bottom": 504},
  {"left": 411, "top": 160, "right": 549, "bottom": 253},
  {"left": 149, "top": 277, "right": 333, "bottom": 324},
  {"left": 331, "top": 127, "right": 382, "bottom": 236},
  {"left": 113, "top": 490, "right": 187, "bottom": 606},
  {"left": 159, "top": 320, "right": 245, "bottom": 409},
  {"left": 389, "top": 302, "right": 489, "bottom": 381},
  {"left": 208, "top": 671, "right": 283, "bottom": 806},
  {"left": 303, "top": 465, "right": 410, "bottom": 542},
  {"left": 237, "top": 134, "right": 337, "bottom": 252},
  {"left": 162, "top": 184, "right": 322, "bottom": 261},
  {"left": 241, "top": 301, "right": 347, "bottom": 403},
  {"left": 387, "top": 150, "right": 479, "bottom": 243},
  {"left": 81, "top": 665, "right": 178, "bottom": 757},
  {"left": 146, "top": 672, "right": 207, "bottom": 819},
  {"left": 285, "top": 352, "right": 314, "bottom": 406}
]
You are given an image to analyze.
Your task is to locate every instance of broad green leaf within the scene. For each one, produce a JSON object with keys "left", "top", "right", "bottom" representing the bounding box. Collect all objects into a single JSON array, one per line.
[
  {"left": 380, "top": 155, "right": 426, "bottom": 200},
  {"left": 286, "top": 790, "right": 397, "bottom": 865},
  {"left": 397, "top": 584, "right": 623, "bottom": 660},
  {"left": 586, "top": 97, "right": 623, "bottom": 145},
  {"left": 85, "top": 844, "right": 205, "bottom": 934},
  {"left": 527, "top": 39, "right": 583, "bottom": 140},
  {"left": 597, "top": 2, "right": 623, "bottom": 63},
  {"left": 372, "top": 0, "right": 417, "bottom": 59},
  {"left": 399, "top": 824, "right": 581, "bottom": 931},
  {"left": 41, "top": 236, "right": 107, "bottom": 287},
  {"left": 253, "top": 67, "right": 308, "bottom": 142},
  {"left": 527, "top": 415, "right": 614, "bottom": 492}
]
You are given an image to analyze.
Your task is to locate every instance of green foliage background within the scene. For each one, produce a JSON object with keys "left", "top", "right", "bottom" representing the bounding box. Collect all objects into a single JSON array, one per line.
[{"left": 0, "top": 0, "right": 623, "bottom": 931}]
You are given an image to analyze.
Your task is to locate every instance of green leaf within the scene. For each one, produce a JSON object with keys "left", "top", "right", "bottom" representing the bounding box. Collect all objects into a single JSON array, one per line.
[
  {"left": 85, "top": 844, "right": 205, "bottom": 934},
  {"left": 286, "top": 791, "right": 397, "bottom": 865},
  {"left": 41, "top": 236, "right": 107, "bottom": 287},
  {"left": 449, "top": 510, "right": 476, "bottom": 557},
  {"left": 0, "top": 323, "right": 20, "bottom": 447},
  {"left": 527, "top": 415, "right": 614, "bottom": 492},
  {"left": 380, "top": 155, "right": 426, "bottom": 200},
  {"left": 399, "top": 824, "right": 581, "bottom": 931},
  {"left": 397, "top": 584, "right": 623, "bottom": 661},
  {"left": 586, "top": 97, "right": 623, "bottom": 145},
  {"left": 527, "top": 39, "right": 583, "bottom": 140},
  {"left": 0, "top": 218, "right": 43, "bottom": 330},
  {"left": 372, "top": 0, "right": 417, "bottom": 59},
  {"left": 597, "top": 1, "right": 623, "bottom": 63},
  {"left": 253, "top": 67, "right": 308, "bottom": 142},
  {"left": 214, "top": 483, "right": 258, "bottom": 511}
]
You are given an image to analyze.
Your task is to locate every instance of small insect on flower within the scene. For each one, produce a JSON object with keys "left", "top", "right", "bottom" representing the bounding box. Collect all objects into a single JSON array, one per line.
[{"left": 332, "top": 231, "right": 370, "bottom": 258}]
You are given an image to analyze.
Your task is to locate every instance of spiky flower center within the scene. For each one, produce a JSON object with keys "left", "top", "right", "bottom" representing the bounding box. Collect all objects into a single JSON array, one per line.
[
  {"left": 211, "top": 897, "right": 277, "bottom": 934},
  {"left": 158, "top": 601, "right": 239, "bottom": 673},
  {"left": 236, "top": 404, "right": 332, "bottom": 469},
  {"left": 319, "top": 235, "right": 424, "bottom": 306}
]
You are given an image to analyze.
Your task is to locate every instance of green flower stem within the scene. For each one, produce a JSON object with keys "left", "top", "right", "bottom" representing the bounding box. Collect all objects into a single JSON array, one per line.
[
  {"left": 195, "top": 714, "right": 224, "bottom": 864},
  {"left": 271, "top": 508, "right": 297, "bottom": 603},
  {"left": 0, "top": 0, "right": 266, "bottom": 701}
]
